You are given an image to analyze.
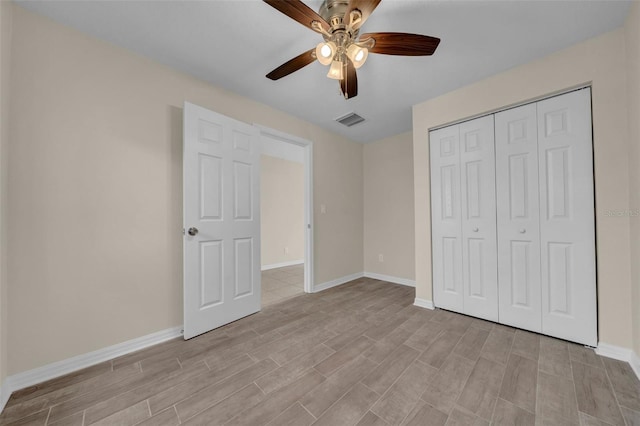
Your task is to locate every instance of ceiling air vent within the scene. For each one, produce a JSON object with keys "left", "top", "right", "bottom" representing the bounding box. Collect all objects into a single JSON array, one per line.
[{"left": 335, "top": 112, "right": 365, "bottom": 127}]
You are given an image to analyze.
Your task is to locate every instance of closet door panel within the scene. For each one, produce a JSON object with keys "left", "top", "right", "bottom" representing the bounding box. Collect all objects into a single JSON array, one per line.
[
  {"left": 495, "top": 103, "right": 542, "bottom": 332},
  {"left": 430, "top": 125, "right": 464, "bottom": 312},
  {"left": 537, "top": 89, "right": 597, "bottom": 346},
  {"left": 459, "top": 116, "right": 498, "bottom": 321}
]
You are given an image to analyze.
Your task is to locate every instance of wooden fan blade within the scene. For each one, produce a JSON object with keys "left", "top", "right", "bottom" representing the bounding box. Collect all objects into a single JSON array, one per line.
[
  {"left": 264, "top": 0, "right": 330, "bottom": 33},
  {"left": 266, "top": 49, "right": 316, "bottom": 80},
  {"left": 340, "top": 59, "right": 358, "bottom": 99},
  {"left": 360, "top": 32, "right": 440, "bottom": 56},
  {"left": 344, "top": 0, "right": 381, "bottom": 30}
]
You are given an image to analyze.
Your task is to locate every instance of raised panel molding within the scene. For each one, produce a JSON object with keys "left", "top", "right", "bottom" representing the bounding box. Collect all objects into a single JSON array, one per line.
[
  {"left": 234, "top": 238, "right": 253, "bottom": 298},
  {"left": 510, "top": 241, "right": 531, "bottom": 307},
  {"left": 233, "top": 161, "right": 252, "bottom": 220},
  {"left": 199, "top": 154, "right": 222, "bottom": 221},
  {"left": 544, "top": 108, "right": 569, "bottom": 137},
  {"left": 509, "top": 154, "right": 529, "bottom": 219},
  {"left": 198, "top": 119, "right": 223, "bottom": 144},
  {"left": 233, "top": 130, "right": 252, "bottom": 152},
  {"left": 200, "top": 240, "right": 223, "bottom": 307},
  {"left": 546, "top": 147, "right": 571, "bottom": 220},
  {"left": 547, "top": 242, "right": 572, "bottom": 315}
]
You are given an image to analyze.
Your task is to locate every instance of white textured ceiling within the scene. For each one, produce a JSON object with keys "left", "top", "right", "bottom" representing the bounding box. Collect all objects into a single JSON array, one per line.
[{"left": 16, "top": 0, "right": 632, "bottom": 142}]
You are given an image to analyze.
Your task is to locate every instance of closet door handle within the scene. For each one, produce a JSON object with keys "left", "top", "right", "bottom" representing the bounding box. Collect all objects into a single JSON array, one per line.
[
  {"left": 519, "top": 228, "right": 526, "bottom": 234},
  {"left": 472, "top": 227, "right": 479, "bottom": 232}
]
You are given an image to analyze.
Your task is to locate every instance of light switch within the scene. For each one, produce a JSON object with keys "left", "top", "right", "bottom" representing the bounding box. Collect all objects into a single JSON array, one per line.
[{"left": 321, "top": 204, "right": 326, "bottom": 214}]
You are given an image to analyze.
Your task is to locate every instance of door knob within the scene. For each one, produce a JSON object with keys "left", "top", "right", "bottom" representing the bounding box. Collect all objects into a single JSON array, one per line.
[
  {"left": 519, "top": 228, "right": 526, "bottom": 234},
  {"left": 472, "top": 227, "right": 479, "bottom": 232},
  {"left": 188, "top": 227, "right": 199, "bottom": 236}
]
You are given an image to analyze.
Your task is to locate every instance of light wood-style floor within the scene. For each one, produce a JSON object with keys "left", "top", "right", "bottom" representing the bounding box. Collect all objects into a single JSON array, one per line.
[
  {"left": 261, "top": 265, "right": 304, "bottom": 306},
  {"left": 1, "top": 278, "right": 639, "bottom": 426}
]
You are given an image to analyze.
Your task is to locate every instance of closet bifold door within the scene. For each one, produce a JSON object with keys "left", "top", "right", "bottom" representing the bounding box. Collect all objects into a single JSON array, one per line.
[
  {"left": 459, "top": 116, "right": 498, "bottom": 321},
  {"left": 430, "top": 125, "right": 464, "bottom": 312},
  {"left": 537, "top": 88, "right": 597, "bottom": 346},
  {"left": 495, "top": 103, "right": 543, "bottom": 332}
]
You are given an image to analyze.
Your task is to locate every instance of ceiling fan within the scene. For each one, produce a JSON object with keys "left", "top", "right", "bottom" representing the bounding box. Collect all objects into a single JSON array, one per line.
[{"left": 263, "top": 0, "right": 441, "bottom": 99}]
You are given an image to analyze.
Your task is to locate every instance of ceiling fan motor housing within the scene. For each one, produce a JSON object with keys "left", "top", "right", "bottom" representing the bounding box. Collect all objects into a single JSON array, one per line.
[{"left": 319, "top": 0, "right": 360, "bottom": 42}]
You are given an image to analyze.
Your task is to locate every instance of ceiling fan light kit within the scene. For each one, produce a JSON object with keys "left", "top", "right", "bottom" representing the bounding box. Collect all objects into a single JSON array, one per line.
[{"left": 264, "top": 0, "right": 441, "bottom": 100}]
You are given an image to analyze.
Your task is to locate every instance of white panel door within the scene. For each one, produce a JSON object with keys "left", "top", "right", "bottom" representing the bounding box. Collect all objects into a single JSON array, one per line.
[
  {"left": 183, "top": 102, "right": 261, "bottom": 340},
  {"left": 537, "top": 89, "right": 597, "bottom": 346},
  {"left": 430, "top": 125, "right": 464, "bottom": 312},
  {"left": 495, "top": 103, "right": 542, "bottom": 332},
  {"left": 459, "top": 116, "right": 499, "bottom": 321}
]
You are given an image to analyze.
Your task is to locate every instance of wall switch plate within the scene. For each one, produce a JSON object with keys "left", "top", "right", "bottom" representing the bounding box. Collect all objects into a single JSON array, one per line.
[
  {"left": 378, "top": 254, "right": 384, "bottom": 262},
  {"left": 321, "top": 204, "right": 326, "bottom": 214}
]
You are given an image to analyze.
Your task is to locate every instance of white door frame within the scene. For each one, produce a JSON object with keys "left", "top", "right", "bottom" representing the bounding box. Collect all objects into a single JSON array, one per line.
[{"left": 255, "top": 125, "right": 314, "bottom": 293}]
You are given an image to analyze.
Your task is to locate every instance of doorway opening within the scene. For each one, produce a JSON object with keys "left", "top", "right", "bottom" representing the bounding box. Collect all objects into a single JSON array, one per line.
[{"left": 257, "top": 126, "right": 313, "bottom": 306}]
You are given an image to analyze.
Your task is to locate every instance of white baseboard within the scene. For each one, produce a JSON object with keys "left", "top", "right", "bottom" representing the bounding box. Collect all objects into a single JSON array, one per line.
[
  {"left": 596, "top": 342, "right": 640, "bottom": 380},
  {"left": 0, "top": 326, "right": 183, "bottom": 413},
  {"left": 631, "top": 351, "right": 640, "bottom": 381},
  {"left": 0, "top": 379, "right": 10, "bottom": 415},
  {"left": 413, "top": 297, "right": 435, "bottom": 310},
  {"left": 261, "top": 260, "right": 304, "bottom": 271},
  {"left": 313, "top": 272, "right": 364, "bottom": 293},
  {"left": 363, "top": 272, "right": 415, "bottom": 287}
]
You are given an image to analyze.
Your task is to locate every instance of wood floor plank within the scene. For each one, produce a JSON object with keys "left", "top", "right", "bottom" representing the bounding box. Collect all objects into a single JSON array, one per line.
[
  {"left": 2, "top": 408, "right": 50, "bottom": 426},
  {"left": 536, "top": 371, "right": 579, "bottom": 424},
  {"left": 48, "top": 411, "right": 83, "bottom": 426},
  {"left": 300, "top": 356, "right": 377, "bottom": 418},
  {"left": 400, "top": 401, "right": 448, "bottom": 426},
  {"left": 417, "top": 329, "right": 464, "bottom": 369},
  {"left": 420, "top": 354, "right": 475, "bottom": 414},
  {"left": 312, "top": 383, "right": 379, "bottom": 426},
  {"left": 265, "top": 402, "right": 315, "bottom": 426},
  {"left": 370, "top": 359, "right": 437, "bottom": 425},
  {"left": 491, "top": 398, "right": 535, "bottom": 426},
  {"left": 148, "top": 355, "right": 254, "bottom": 414},
  {"left": 7, "top": 361, "right": 113, "bottom": 406},
  {"left": 621, "top": 406, "right": 640, "bottom": 426},
  {"left": 456, "top": 356, "right": 505, "bottom": 420},
  {"left": 539, "top": 336, "right": 572, "bottom": 379},
  {"left": 255, "top": 344, "right": 334, "bottom": 395},
  {"left": 479, "top": 328, "right": 514, "bottom": 365},
  {"left": 361, "top": 344, "right": 419, "bottom": 395},
  {"left": 356, "top": 411, "right": 390, "bottom": 426},
  {"left": 403, "top": 322, "right": 445, "bottom": 353},
  {"left": 453, "top": 327, "right": 490, "bottom": 362},
  {"left": 225, "top": 369, "right": 324, "bottom": 425},
  {"left": 510, "top": 330, "right": 540, "bottom": 361},
  {"left": 181, "top": 384, "right": 265, "bottom": 426},
  {"left": 445, "top": 408, "right": 490, "bottom": 426},
  {"left": 602, "top": 357, "right": 640, "bottom": 412},
  {"left": 572, "top": 360, "right": 625, "bottom": 425},
  {"left": 498, "top": 354, "right": 538, "bottom": 413},
  {"left": 83, "top": 361, "right": 208, "bottom": 424},
  {"left": 134, "top": 407, "right": 180, "bottom": 426},
  {"left": 362, "top": 328, "right": 414, "bottom": 364},
  {"left": 89, "top": 400, "right": 149, "bottom": 426},
  {"left": 174, "top": 358, "right": 277, "bottom": 421},
  {"left": 314, "top": 336, "right": 375, "bottom": 376},
  {"left": 568, "top": 344, "right": 604, "bottom": 369}
]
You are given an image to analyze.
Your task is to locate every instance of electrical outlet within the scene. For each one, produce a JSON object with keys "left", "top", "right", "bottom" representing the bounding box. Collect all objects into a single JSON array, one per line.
[
  {"left": 284, "top": 247, "right": 289, "bottom": 255},
  {"left": 378, "top": 254, "right": 384, "bottom": 262},
  {"left": 321, "top": 204, "right": 326, "bottom": 214}
]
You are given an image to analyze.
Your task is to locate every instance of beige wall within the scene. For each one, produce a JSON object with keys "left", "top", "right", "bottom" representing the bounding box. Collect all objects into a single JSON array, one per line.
[
  {"left": 260, "top": 155, "right": 304, "bottom": 267},
  {"left": 0, "top": 0, "right": 12, "bottom": 387},
  {"left": 413, "top": 29, "right": 633, "bottom": 349},
  {"left": 625, "top": 2, "right": 640, "bottom": 355},
  {"left": 363, "top": 132, "right": 415, "bottom": 280},
  {"left": 7, "top": 5, "right": 363, "bottom": 374}
]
